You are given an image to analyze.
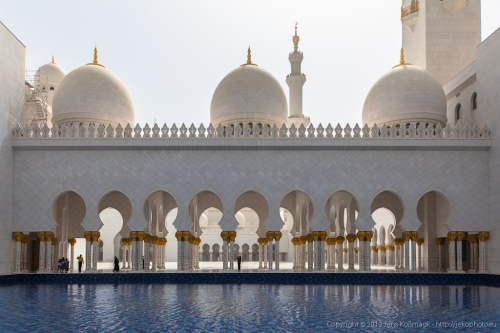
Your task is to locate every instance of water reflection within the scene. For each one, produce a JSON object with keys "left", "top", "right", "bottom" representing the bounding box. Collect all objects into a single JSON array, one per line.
[{"left": 0, "top": 284, "right": 496, "bottom": 332}]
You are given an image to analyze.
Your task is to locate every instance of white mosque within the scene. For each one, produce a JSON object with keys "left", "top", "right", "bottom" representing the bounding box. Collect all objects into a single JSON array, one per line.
[{"left": 1, "top": 0, "right": 499, "bottom": 274}]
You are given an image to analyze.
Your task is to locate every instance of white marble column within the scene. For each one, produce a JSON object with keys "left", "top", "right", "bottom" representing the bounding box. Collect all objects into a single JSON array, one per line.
[
  {"left": 263, "top": 242, "right": 268, "bottom": 269},
  {"left": 127, "top": 244, "right": 132, "bottom": 269},
  {"left": 448, "top": 232, "right": 457, "bottom": 272},
  {"left": 12, "top": 232, "right": 22, "bottom": 273},
  {"left": 45, "top": 233, "right": 54, "bottom": 272},
  {"left": 410, "top": 232, "right": 418, "bottom": 272},
  {"left": 84, "top": 231, "right": 92, "bottom": 272},
  {"left": 307, "top": 235, "right": 313, "bottom": 270},
  {"left": 144, "top": 236, "right": 151, "bottom": 270},
  {"left": 92, "top": 232, "right": 100, "bottom": 271},
  {"left": 275, "top": 232, "right": 282, "bottom": 270},
  {"left": 456, "top": 232, "right": 465, "bottom": 273},
  {"left": 37, "top": 232, "right": 46, "bottom": 273},
  {"left": 182, "top": 237, "right": 189, "bottom": 271},
  {"left": 478, "top": 232, "right": 489, "bottom": 273},
  {"left": 403, "top": 232, "right": 411, "bottom": 271},
  {"left": 229, "top": 231, "right": 236, "bottom": 270},
  {"left": 436, "top": 238, "right": 444, "bottom": 271},
  {"left": 121, "top": 244, "right": 127, "bottom": 269},
  {"left": 258, "top": 240, "right": 263, "bottom": 269},
  {"left": 152, "top": 237, "right": 158, "bottom": 270},
  {"left": 416, "top": 239, "right": 423, "bottom": 270},
  {"left": 22, "top": 236, "right": 29, "bottom": 272},
  {"left": 354, "top": 248, "right": 359, "bottom": 265},
  {"left": 292, "top": 238, "right": 298, "bottom": 269},
  {"left": 313, "top": 233, "right": 321, "bottom": 271},
  {"left": 176, "top": 232, "right": 182, "bottom": 271},
  {"left": 378, "top": 246, "right": 384, "bottom": 266},
  {"left": 356, "top": 233, "right": 364, "bottom": 271},
  {"left": 365, "top": 231, "right": 373, "bottom": 271},
  {"left": 336, "top": 236, "right": 344, "bottom": 271},
  {"left": 222, "top": 233, "right": 228, "bottom": 270},
  {"left": 319, "top": 232, "right": 326, "bottom": 270}
]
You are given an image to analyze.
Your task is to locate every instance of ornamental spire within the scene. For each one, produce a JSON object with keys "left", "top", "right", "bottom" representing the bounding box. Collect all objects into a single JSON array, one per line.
[
  {"left": 293, "top": 22, "right": 300, "bottom": 52},
  {"left": 51, "top": 55, "right": 55, "bottom": 64},
  {"left": 392, "top": 47, "right": 412, "bottom": 68},
  {"left": 241, "top": 47, "right": 257, "bottom": 66},
  {"left": 86, "top": 46, "right": 105, "bottom": 67}
]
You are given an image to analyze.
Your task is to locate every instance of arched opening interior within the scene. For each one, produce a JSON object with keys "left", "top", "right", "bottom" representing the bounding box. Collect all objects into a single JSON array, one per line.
[
  {"left": 98, "top": 207, "right": 123, "bottom": 263},
  {"left": 185, "top": 191, "right": 223, "bottom": 266},
  {"left": 325, "top": 191, "right": 359, "bottom": 238},
  {"left": 51, "top": 191, "right": 86, "bottom": 272},
  {"left": 281, "top": 191, "right": 314, "bottom": 263},
  {"left": 417, "top": 191, "right": 451, "bottom": 270},
  {"left": 97, "top": 191, "right": 132, "bottom": 269}
]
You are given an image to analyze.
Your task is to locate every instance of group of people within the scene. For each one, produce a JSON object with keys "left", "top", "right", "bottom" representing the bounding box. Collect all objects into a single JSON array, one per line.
[{"left": 57, "top": 257, "right": 69, "bottom": 273}]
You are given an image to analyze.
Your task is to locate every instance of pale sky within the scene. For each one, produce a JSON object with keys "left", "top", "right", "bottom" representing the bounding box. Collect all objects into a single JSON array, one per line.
[{"left": 1, "top": 1, "right": 499, "bottom": 126}]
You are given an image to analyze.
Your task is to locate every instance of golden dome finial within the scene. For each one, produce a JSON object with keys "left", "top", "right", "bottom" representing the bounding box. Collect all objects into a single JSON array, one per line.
[
  {"left": 392, "top": 47, "right": 412, "bottom": 68},
  {"left": 51, "top": 55, "right": 55, "bottom": 64},
  {"left": 293, "top": 22, "right": 300, "bottom": 44},
  {"left": 86, "top": 46, "right": 105, "bottom": 67},
  {"left": 242, "top": 47, "right": 257, "bottom": 66},
  {"left": 247, "top": 47, "right": 252, "bottom": 65}
]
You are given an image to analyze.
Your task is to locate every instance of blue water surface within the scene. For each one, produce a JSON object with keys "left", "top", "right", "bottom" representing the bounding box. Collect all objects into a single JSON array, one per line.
[{"left": 0, "top": 284, "right": 498, "bottom": 332}]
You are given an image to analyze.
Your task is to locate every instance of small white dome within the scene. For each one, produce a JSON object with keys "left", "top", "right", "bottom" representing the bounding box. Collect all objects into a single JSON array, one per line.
[
  {"left": 210, "top": 64, "right": 288, "bottom": 127},
  {"left": 52, "top": 61, "right": 135, "bottom": 127},
  {"left": 362, "top": 64, "right": 447, "bottom": 127},
  {"left": 35, "top": 61, "right": 66, "bottom": 89}
]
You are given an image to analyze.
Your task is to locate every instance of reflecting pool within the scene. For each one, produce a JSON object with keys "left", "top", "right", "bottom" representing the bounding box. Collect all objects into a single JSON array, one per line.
[{"left": 0, "top": 284, "right": 498, "bottom": 332}]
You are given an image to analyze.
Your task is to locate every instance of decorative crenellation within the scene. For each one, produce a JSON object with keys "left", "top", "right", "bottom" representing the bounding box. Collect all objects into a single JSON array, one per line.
[{"left": 12, "top": 122, "right": 490, "bottom": 140}]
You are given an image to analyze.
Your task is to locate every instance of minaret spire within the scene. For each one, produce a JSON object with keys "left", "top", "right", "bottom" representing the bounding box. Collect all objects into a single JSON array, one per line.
[
  {"left": 393, "top": 47, "right": 412, "bottom": 68},
  {"left": 286, "top": 23, "right": 309, "bottom": 127}
]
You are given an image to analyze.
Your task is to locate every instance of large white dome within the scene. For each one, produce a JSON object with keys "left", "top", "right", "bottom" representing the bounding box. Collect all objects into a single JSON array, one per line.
[
  {"left": 52, "top": 56, "right": 134, "bottom": 127},
  {"left": 210, "top": 63, "right": 288, "bottom": 127},
  {"left": 362, "top": 64, "right": 447, "bottom": 127}
]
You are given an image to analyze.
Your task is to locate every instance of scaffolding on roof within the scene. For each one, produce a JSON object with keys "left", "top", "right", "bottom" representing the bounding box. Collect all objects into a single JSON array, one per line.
[{"left": 24, "top": 69, "right": 48, "bottom": 127}]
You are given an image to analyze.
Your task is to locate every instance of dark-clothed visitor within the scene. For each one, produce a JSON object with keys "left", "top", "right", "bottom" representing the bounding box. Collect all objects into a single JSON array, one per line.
[
  {"left": 237, "top": 255, "right": 242, "bottom": 271},
  {"left": 77, "top": 255, "right": 84, "bottom": 273},
  {"left": 113, "top": 256, "right": 120, "bottom": 272}
]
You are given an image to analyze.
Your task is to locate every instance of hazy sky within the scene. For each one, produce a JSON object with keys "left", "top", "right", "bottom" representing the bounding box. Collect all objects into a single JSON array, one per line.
[{"left": 1, "top": 1, "right": 499, "bottom": 126}]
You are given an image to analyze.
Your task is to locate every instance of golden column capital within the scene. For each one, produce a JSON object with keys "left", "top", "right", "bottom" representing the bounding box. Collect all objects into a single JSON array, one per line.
[
  {"left": 467, "top": 234, "right": 476, "bottom": 243},
  {"left": 45, "top": 231, "right": 54, "bottom": 242},
  {"left": 152, "top": 236, "right": 159, "bottom": 245},
  {"left": 228, "top": 231, "right": 237, "bottom": 242},
  {"left": 447, "top": 231, "right": 457, "bottom": 241},
  {"left": 37, "top": 232, "right": 46, "bottom": 241},
  {"left": 299, "top": 236, "right": 307, "bottom": 244},
  {"left": 291, "top": 238, "right": 298, "bottom": 245},
  {"left": 370, "top": 246, "right": 376, "bottom": 251},
  {"left": 385, "top": 245, "right": 391, "bottom": 251},
  {"left": 266, "top": 231, "right": 275, "bottom": 241},
  {"left": 336, "top": 236, "right": 345, "bottom": 244},
  {"left": 456, "top": 232, "right": 465, "bottom": 241},
  {"left": 436, "top": 238, "right": 444, "bottom": 245},
  {"left": 91, "top": 231, "right": 101, "bottom": 242},
  {"left": 306, "top": 234, "right": 314, "bottom": 242},
  {"left": 410, "top": 231, "right": 419, "bottom": 241},
  {"left": 136, "top": 232, "right": 145, "bottom": 241},
  {"left": 220, "top": 231, "right": 229, "bottom": 241},
  {"left": 129, "top": 231, "right": 138, "bottom": 241},
  {"left": 181, "top": 231, "right": 191, "bottom": 241},
  {"left": 12, "top": 232, "right": 23, "bottom": 242},
  {"left": 377, "top": 245, "right": 383, "bottom": 251},
  {"left": 346, "top": 234, "right": 357, "bottom": 243},
  {"left": 354, "top": 247, "right": 359, "bottom": 253},
  {"left": 175, "top": 231, "right": 182, "bottom": 241},
  {"left": 365, "top": 231, "right": 373, "bottom": 241},
  {"left": 446, "top": 237, "right": 450, "bottom": 245},
  {"left": 402, "top": 231, "right": 412, "bottom": 242},
  {"left": 262, "top": 238, "right": 269, "bottom": 245},
  {"left": 356, "top": 231, "right": 366, "bottom": 241},
  {"left": 68, "top": 238, "right": 77, "bottom": 246},
  {"left": 52, "top": 238, "right": 57, "bottom": 245},
  {"left": 257, "top": 238, "right": 264, "bottom": 245},
  {"left": 120, "top": 238, "right": 127, "bottom": 246},
  {"left": 22, "top": 234, "right": 30, "bottom": 243},
  {"left": 478, "top": 231, "right": 489, "bottom": 242},
  {"left": 319, "top": 231, "right": 327, "bottom": 241},
  {"left": 144, "top": 234, "right": 151, "bottom": 243},
  {"left": 343, "top": 248, "right": 348, "bottom": 253},
  {"left": 311, "top": 231, "right": 321, "bottom": 241},
  {"left": 416, "top": 238, "right": 424, "bottom": 246},
  {"left": 274, "top": 231, "right": 282, "bottom": 241}
]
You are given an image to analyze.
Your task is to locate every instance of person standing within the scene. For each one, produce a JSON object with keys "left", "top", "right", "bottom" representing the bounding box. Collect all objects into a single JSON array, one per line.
[
  {"left": 113, "top": 256, "right": 120, "bottom": 272},
  {"left": 77, "top": 254, "right": 84, "bottom": 273},
  {"left": 237, "top": 255, "right": 242, "bottom": 271}
]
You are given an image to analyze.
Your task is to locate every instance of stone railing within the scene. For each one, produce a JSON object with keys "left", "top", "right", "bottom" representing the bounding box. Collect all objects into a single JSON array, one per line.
[
  {"left": 12, "top": 122, "right": 490, "bottom": 140},
  {"left": 401, "top": 1, "right": 419, "bottom": 18}
]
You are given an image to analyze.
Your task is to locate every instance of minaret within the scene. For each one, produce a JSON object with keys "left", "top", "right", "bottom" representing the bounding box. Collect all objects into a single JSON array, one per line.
[{"left": 286, "top": 23, "right": 309, "bottom": 127}]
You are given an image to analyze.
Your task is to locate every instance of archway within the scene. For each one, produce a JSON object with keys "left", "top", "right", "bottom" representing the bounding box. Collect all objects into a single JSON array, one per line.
[
  {"left": 98, "top": 191, "right": 132, "bottom": 267},
  {"left": 417, "top": 191, "right": 451, "bottom": 270},
  {"left": 325, "top": 191, "right": 359, "bottom": 237},
  {"left": 52, "top": 191, "right": 86, "bottom": 272},
  {"left": 371, "top": 191, "right": 405, "bottom": 268}
]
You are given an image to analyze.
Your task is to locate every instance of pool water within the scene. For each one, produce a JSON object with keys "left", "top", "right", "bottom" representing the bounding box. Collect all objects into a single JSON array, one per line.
[{"left": 0, "top": 284, "right": 498, "bottom": 332}]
